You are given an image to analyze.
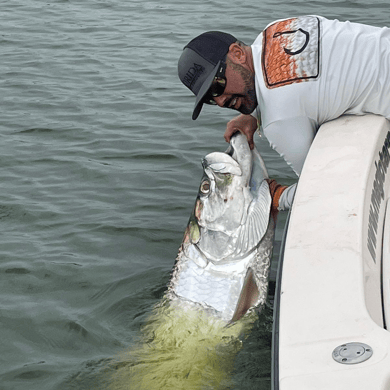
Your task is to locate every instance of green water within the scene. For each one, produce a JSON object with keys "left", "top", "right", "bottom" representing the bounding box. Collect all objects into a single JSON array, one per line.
[
  {"left": 1, "top": 0, "right": 389, "bottom": 389},
  {"left": 110, "top": 302, "right": 264, "bottom": 390}
]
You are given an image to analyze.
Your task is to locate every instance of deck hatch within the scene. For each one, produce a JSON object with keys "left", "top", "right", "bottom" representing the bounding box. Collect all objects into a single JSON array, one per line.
[{"left": 332, "top": 342, "right": 373, "bottom": 364}]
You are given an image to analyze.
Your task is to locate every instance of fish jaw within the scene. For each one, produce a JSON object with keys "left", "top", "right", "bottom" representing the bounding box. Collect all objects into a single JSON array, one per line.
[{"left": 228, "top": 132, "right": 252, "bottom": 186}]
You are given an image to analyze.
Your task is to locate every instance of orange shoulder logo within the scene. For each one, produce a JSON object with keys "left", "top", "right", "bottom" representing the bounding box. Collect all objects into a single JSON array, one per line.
[{"left": 262, "top": 16, "right": 321, "bottom": 89}]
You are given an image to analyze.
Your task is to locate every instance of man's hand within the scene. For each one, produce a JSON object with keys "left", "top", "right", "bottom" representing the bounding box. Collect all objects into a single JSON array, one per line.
[{"left": 224, "top": 114, "right": 258, "bottom": 149}]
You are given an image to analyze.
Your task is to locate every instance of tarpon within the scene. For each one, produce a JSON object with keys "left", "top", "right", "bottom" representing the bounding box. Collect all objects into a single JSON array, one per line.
[{"left": 167, "top": 133, "right": 274, "bottom": 323}]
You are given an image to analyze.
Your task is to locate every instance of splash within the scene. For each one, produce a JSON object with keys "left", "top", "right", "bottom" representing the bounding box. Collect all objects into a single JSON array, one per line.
[{"left": 109, "top": 299, "right": 257, "bottom": 390}]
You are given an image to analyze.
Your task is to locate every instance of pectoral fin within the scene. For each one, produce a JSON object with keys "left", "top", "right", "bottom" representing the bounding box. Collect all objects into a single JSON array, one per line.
[
  {"left": 232, "top": 180, "right": 271, "bottom": 257},
  {"left": 230, "top": 268, "right": 259, "bottom": 323}
]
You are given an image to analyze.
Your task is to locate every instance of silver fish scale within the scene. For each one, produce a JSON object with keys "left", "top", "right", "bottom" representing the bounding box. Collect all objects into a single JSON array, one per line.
[
  {"left": 249, "top": 219, "right": 275, "bottom": 308},
  {"left": 168, "top": 249, "right": 245, "bottom": 320},
  {"left": 167, "top": 206, "right": 274, "bottom": 322}
]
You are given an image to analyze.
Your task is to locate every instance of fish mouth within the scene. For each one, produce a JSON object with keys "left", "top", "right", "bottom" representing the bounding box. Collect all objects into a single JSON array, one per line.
[
  {"left": 224, "top": 132, "right": 241, "bottom": 157},
  {"left": 226, "top": 132, "right": 268, "bottom": 188},
  {"left": 202, "top": 133, "right": 250, "bottom": 172},
  {"left": 206, "top": 131, "right": 269, "bottom": 201},
  {"left": 224, "top": 143, "right": 234, "bottom": 157},
  {"left": 202, "top": 133, "right": 250, "bottom": 179}
]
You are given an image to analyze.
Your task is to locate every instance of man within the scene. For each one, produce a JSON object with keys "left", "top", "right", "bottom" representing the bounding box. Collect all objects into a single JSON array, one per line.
[{"left": 177, "top": 16, "right": 390, "bottom": 211}]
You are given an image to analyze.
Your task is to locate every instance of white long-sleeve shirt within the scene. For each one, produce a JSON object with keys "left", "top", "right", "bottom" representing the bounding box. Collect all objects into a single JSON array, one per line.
[{"left": 251, "top": 16, "right": 390, "bottom": 208}]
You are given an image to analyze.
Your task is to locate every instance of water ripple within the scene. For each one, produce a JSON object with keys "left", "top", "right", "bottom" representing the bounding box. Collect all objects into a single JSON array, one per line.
[{"left": 1, "top": 0, "right": 389, "bottom": 389}]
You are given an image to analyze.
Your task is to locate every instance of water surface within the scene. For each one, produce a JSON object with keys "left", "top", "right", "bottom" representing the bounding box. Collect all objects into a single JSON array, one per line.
[{"left": 1, "top": 1, "right": 389, "bottom": 389}]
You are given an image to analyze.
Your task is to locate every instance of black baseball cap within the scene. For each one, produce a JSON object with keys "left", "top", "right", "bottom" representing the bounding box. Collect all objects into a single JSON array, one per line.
[{"left": 178, "top": 31, "right": 237, "bottom": 120}]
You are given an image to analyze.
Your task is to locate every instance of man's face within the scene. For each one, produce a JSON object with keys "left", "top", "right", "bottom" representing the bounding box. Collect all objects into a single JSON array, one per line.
[{"left": 212, "top": 59, "right": 258, "bottom": 115}]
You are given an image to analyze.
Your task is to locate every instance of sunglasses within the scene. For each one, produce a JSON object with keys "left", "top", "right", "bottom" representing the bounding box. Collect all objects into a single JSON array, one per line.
[{"left": 203, "top": 60, "right": 227, "bottom": 105}]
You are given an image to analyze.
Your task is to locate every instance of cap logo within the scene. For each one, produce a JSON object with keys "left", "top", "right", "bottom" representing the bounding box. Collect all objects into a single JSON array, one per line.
[{"left": 183, "top": 63, "right": 205, "bottom": 90}]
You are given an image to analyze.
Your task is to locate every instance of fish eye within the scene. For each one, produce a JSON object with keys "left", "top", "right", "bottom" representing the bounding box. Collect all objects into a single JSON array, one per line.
[{"left": 200, "top": 180, "right": 210, "bottom": 194}]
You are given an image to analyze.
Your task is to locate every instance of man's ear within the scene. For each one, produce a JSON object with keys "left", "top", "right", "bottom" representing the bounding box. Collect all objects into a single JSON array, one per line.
[{"left": 227, "top": 43, "right": 247, "bottom": 64}]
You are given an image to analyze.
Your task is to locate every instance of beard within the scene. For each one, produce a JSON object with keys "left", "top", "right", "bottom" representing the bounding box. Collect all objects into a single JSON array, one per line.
[
  {"left": 228, "top": 61, "right": 258, "bottom": 114},
  {"left": 238, "top": 87, "right": 257, "bottom": 114}
]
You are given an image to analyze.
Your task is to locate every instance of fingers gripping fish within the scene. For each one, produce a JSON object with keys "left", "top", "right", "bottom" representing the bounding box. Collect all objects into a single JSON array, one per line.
[{"left": 167, "top": 133, "right": 274, "bottom": 323}]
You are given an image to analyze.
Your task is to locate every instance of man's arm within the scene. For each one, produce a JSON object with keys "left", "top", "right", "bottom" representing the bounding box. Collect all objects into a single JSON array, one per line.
[
  {"left": 263, "top": 117, "right": 318, "bottom": 210},
  {"left": 263, "top": 116, "right": 318, "bottom": 176}
]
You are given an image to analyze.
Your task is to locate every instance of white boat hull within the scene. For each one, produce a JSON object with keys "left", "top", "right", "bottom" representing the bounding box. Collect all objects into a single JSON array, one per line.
[{"left": 273, "top": 114, "right": 390, "bottom": 389}]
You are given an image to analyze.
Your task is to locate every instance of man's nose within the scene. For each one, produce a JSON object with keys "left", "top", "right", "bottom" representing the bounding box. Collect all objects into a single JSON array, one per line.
[{"left": 213, "top": 95, "right": 227, "bottom": 108}]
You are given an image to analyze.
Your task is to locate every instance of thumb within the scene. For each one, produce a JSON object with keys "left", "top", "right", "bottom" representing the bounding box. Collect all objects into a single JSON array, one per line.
[{"left": 224, "top": 128, "right": 239, "bottom": 143}]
